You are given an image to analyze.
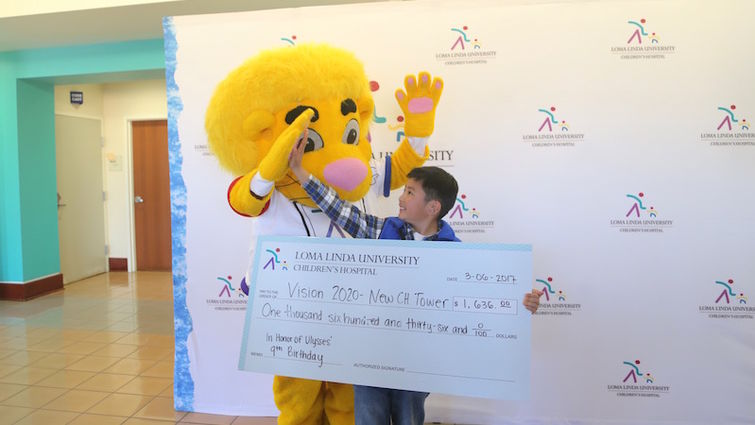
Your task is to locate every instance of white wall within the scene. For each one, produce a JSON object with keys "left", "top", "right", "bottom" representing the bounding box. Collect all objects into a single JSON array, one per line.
[
  {"left": 0, "top": 0, "right": 181, "bottom": 18},
  {"left": 102, "top": 79, "right": 167, "bottom": 267},
  {"left": 54, "top": 84, "right": 104, "bottom": 118}
]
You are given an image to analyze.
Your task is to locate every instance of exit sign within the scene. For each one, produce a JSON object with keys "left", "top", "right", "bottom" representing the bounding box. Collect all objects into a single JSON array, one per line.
[{"left": 70, "top": 91, "right": 83, "bottom": 105}]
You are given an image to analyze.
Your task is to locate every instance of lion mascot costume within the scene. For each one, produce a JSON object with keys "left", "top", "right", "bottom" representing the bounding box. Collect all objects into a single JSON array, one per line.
[{"left": 205, "top": 43, "right": 443, "bottom": 425}]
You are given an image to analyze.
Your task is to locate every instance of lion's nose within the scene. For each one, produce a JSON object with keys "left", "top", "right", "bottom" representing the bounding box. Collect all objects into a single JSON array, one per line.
[{"left": 323, "top": 158, "right": 367, "bottom": 191}]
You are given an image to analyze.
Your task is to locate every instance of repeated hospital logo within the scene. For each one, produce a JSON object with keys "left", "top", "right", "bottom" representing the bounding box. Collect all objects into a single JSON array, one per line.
[
  {"left": 533, "top": 276, "right": 581, "bottom": 316},
  {"left": 446, "top": 190, "right": 494, "bottom": 235},
  {"left": 217, "top": 275, "right": 248, "bottom": 298},
  {"left": 700, "top": 104, "right": 755, "bottom": 146},
  {"left": 435, "top": 24, "right": 496, "bottom": 66},
  {"left": 522, "top": 106, "right": 585, "bottom": 147},
  {"left": 449, "top": 193, "right": 479, "bottom": 220},
  {"left": 622, "top": 360, "right": 654, "bottom": 384},
  {"left": 699, "top": 278, "right": 753, "bottom": 320},
  {"left": 626, "top": 19, "right": 659, "bottom": 45},
  {"left": 609, "top": 191, "right": 672, "bottom": 233},
  {"left": 624, "top": 192, "right": 656, "bottom": 218},
  {"left": 714, "top": 279, "right": 747, "bottom": 305},
  {"left": 263, "top": 248, "right": 288, "bottom": 271},
  {"left": 281, "top": 34, "right": 297, "bottom": 46},
  {"left": 537, "top": 106, "right": 570, "bottom": 132},
  {"left": 369, "top": 79, "right": 405, "bottom": 142},
  {"left": 205, "top": 274, "right": 248, "bottom": 311},
  {"left": 450, "top": 25, "right": 482, "bottom": 51},
  {"left": 609, "top": 18, "right": 675, "bottom": 60},
  {"left": 716, "top": 105, "right": 749, "bottom": 131},
  {"left": 537, "top": 277, "right": 566, "bottom": 302},
  {"left": 607, "top": 359, "right": 670, "bottom": 398}
]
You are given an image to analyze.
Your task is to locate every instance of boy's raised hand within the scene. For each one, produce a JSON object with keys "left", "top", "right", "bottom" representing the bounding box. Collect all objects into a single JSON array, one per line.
[
  {"left": 288, "top": 128, "right": 310, "bottom": 183},
  {"left": 523, "top": 289, "right": 543, "bottom": 314}
]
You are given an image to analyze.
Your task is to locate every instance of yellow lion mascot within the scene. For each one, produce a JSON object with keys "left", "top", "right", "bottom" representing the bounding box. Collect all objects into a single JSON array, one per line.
[{"left": 205, "top": 44, "right": 443, "bottom": 425}]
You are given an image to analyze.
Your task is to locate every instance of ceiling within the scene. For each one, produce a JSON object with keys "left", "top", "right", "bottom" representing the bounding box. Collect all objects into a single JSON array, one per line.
[{"left": 0, "top": 0, "right": 385, "bottom": 52}]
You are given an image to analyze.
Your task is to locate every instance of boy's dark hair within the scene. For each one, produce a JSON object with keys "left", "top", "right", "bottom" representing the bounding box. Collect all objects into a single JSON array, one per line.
[{"left": 407, "top": 166, "right": 459, "bottom": 219}]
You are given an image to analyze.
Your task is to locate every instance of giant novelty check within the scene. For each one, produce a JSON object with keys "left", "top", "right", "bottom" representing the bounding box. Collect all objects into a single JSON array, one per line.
[{"left": 238, "top": 236, "right": 532, "bottom": 399}]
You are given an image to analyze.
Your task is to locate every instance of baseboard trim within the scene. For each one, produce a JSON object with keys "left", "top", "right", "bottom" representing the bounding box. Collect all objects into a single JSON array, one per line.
[
  {"left": 0, "top": 273, "right": 64, "bottom": 301},
  {"left": 109, "top": 257, "right": 128, "bottom": 271}
]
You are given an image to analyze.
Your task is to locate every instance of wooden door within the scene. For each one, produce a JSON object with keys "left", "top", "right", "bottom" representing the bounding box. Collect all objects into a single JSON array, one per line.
[{"left": 132, "top": 120, "right": 171, "bottom": 270}]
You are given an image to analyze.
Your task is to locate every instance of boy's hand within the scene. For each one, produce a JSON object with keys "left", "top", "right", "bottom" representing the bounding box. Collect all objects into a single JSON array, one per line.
[
  {"left": 523, "top": 289, "right": 543, "bottom": 314},
  {"left": 288, "top": 128, "right": 310, "bottom": 184}
]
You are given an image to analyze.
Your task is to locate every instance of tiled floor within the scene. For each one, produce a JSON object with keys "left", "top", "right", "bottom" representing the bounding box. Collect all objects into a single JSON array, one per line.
[{"left": 0, "top": 272, "right": 277, "bottom": 425}]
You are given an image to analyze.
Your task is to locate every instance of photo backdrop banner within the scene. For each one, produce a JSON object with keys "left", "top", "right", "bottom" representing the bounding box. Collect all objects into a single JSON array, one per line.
[{"left": 166, "top": 1, "right": 755, "bottom": 423}]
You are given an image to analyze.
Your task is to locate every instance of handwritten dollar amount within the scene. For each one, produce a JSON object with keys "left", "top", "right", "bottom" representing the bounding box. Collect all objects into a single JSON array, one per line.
[
  {"left": 463, "top": 273, "right": 517, "bottom": 283},
  {"left": 453, "top": 297, "right": 516, "bottom": 314}
]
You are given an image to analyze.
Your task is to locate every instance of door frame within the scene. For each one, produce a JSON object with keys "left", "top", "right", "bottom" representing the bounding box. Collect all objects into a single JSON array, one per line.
[{"left": 126, "top": 116, "right": 168, "bottom": 272}]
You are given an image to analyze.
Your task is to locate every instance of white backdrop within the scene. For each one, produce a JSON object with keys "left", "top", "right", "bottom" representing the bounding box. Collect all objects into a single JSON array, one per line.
[{"left": 166, "top": 1, "right": 755, "bottom": 423}]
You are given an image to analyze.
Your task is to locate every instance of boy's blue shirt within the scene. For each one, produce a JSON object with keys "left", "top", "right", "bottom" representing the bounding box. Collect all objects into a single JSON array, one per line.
[
  {"left": 302, "top": 175, "right": 460, "bottom": 242},
  {"left": 379, "top": 217, "right": 460, "bottom": 242}
]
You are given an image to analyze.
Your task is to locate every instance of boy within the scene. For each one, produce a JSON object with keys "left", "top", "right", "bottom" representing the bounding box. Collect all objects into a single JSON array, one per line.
[{"left": 289, "top": 134, "right": 542, "bottom": 425}]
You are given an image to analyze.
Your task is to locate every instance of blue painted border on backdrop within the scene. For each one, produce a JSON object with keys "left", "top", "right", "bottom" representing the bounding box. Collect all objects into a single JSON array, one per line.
[
  {"left": 163, "top": 16, "right": 194, "bottom": 412},
  {"left": 237, "top": 236, "right": 531, "bottom": 370}
]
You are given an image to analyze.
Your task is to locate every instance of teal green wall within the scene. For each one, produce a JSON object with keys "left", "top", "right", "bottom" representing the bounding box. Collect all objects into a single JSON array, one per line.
[
  {"left": 0, "top": 39, "right": 165, "bottom": 283},
  {"left": 0, "top": 59, "right": 23, "bottom": 281}
]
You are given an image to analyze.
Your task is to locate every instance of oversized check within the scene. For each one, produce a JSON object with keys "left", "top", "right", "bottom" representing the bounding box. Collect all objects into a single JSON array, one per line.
[{"left": 238, "top": 235, "right": 532, "bottom": 399}]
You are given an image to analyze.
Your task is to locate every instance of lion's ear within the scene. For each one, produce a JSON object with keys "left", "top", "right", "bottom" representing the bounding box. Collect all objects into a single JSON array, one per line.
[
  {"left": 243, "top": 110, "right": 276, "bottom": 140},
  {"left": 357, "top": 97, "right": 374, "bottom": 125}
]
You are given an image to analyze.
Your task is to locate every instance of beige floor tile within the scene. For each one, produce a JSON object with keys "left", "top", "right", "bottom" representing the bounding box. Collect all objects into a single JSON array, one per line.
[
  {"left": 59, "top": 342, "right": 108, "bottom": 355},
  {"left": 133, "top": 396, "right": 187, "bottom": 421},
  {"left": 35, "top": 370, "right": 96, "bottom": 389},
  {"left": 180, "top": 412, "right": 236, "bottom": 425},
  {"left": 30, "top": 353, "right": 86, "bottom": 369},
  {"left": 105, "top": 358, "right": 157, "bottom": 376},
  {"left": 157, "top": 384, "right": 173, "bottom": 398},
  {"left": 127, "top": 347, "right": 172, "bottom": 361},
  {"left": 82, "top": 331, "right": 130, "bottom": 344},
  {"left": 0, "top": 338, "right": 30, "bottom": 351},
  {"left": 25, "top": 339, "right": 72, "bottom": 353},
  {"left": 92, "top": 344, "right": 139, "bottom": 358},
  {"left": 0, "top": 351, "right": 49, "bottom": 367},
  {"left": 115, "top": 333, "right": 171, "bottom": 347},
  {"left": 1, "top": 386, "right": 67, "bottom": 408},
  {"left": 139, "top": 361, "right": 172, "bottom": 378},
  {"left": 123, "top": 418, "right": 176, "bottom": 425},
  {"left": 106, "top": 322, "right": 140, "bottom": 333},
  {"left": 116, "top": 376, "right": 171, "bottom": 396},
  {"left": 0, "top": 367, "right": 58, "bottom": 385},
  {"left": 0, "top": 405, "right": 35, "bottom": 425},
  {"left": 59, "top": 329, "right": 95, "bottom": 339},
  {"left": 0, "top": 382, "right": 27, "bottom": 402},
  {"left": 87, "top": 393, "right": 153, "bottom": 417},
  {"left": 68, "top": 413, "right": 128, "bottom": 425},
  {"left": 231, "top": 417, "right": 277, "bottom": 425},
  {"left": 13, "top": 409, "right": 79, "bottom": 425},
  {"left": 65, "top": 356, "right": 120, "bottom": 373},
  {"left": 76, "top": 373, "right": 134, "bottom": 392},
  {"left": 0, "top": 350, "right": 17, "bottom": 361},
  {"left": 0, "top": 364, "right": 22, "bottom": 379},
  {"left": 42, "top": 389, "right": 110, "bottom": 412}
]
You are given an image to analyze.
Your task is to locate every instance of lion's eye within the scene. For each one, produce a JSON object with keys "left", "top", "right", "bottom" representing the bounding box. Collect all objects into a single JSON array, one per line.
[
  {"left": 342, "top": 119, "right": 359, "bottom": 145},
  {"left": 301, "top": 129, "right": 324, "bottom": 153}
]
